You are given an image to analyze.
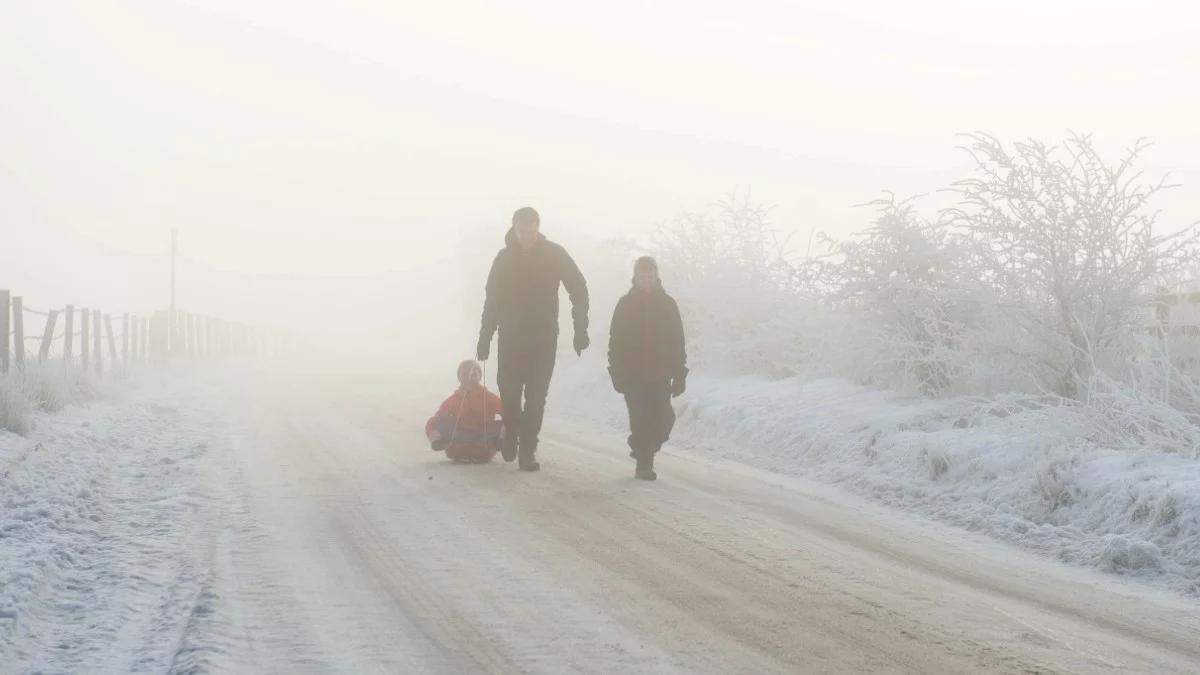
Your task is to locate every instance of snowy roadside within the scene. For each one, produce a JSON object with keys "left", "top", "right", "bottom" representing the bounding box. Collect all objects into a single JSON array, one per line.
[
  {"left": 553, "top": 358, "right": 1200, "bottom": 598},
  {"left": 0, "top": 371, "right": 224, "bottom": 673}
]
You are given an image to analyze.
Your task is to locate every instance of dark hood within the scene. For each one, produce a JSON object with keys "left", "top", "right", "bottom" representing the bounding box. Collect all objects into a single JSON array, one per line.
[
  {"left": 629, "top": 278, "right": 667, "bottom": 294},
  {"left": 505, "top": 227, "right": 547, "bottom": 250}
]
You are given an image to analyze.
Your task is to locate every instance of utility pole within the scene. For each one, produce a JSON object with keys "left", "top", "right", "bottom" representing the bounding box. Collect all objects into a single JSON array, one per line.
[{"left": 170, "top": 228, "right": 177, "bottom": 355}]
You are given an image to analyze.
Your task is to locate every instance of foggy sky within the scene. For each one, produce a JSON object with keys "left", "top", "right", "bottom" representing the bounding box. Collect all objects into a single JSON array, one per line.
[{"left": 3, "top": 0, "right": 1199, "bottom": 346}]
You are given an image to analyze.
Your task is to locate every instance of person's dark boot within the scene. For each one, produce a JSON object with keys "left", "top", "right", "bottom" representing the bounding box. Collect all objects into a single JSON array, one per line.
[
  {"left": 501, "top": 433, "right": 518, "bottom": 463},
  {"left": 518, "top": 447, "right": 540, "bottom": 472},
  {"left": 634, "top": 453, "right": 656, "bottom": 481}
]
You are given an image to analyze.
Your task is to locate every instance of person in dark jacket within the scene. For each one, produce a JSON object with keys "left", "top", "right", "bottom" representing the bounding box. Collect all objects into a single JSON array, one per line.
[
  {"left": 477, "top": 206, "right": 590, "bottom": 471},
  {"left": 608, "top": 256, "right": 687, "bottom": 480}
]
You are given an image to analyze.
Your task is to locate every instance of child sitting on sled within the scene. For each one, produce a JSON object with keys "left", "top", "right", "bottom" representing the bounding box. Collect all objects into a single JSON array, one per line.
[{"left": 425, "top": 359, "right": 504, "bottom": 463}]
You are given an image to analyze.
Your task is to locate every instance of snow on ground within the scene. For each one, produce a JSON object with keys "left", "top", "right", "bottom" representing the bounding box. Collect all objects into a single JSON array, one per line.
[
  {"left": 553, "top": 358, "right": 1200, "bottom": 597},
  {"left": 0, "top": 371, "right": 224, "bottom": 673},
  {"left": 4, "top": 361, "right": 1200, "bottom": 673}
]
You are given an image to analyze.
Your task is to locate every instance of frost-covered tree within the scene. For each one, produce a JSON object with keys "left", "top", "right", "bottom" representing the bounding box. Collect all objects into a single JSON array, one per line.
[
  {"left": 652, "top": 191, "right": 794, "bottom": 295},
  {"left": 944, "top": 133, "right": 1200, "bottom": 398},
  {"left": 806, "top": 195, "right": 987, "bottom": 394}
]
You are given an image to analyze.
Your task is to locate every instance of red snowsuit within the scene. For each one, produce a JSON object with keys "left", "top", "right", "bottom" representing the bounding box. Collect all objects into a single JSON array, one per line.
[{"left": 426, "top": 386, "right": 504, "bottom": 462}]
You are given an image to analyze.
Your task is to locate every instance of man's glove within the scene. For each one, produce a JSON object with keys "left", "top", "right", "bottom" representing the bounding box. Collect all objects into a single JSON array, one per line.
[
  {"left": 476, "top": 335, "right": 490, "bottom": 362},
  {"left": 573, "top": 331, "right": 590, "bottom": 356},
  {"left": 671, "top": 373, "right": 687, "bottom": 398}
]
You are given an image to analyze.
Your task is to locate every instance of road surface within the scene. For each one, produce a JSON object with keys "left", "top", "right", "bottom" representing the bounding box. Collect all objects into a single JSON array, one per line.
[{"left": 156, "top": 367, "right": 1199, "bottom": 674}]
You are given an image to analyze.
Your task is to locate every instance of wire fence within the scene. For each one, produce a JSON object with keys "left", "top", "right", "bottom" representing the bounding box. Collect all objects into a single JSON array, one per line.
[{"left": 1, "top": 288, "right": 275, "bottom": 377}]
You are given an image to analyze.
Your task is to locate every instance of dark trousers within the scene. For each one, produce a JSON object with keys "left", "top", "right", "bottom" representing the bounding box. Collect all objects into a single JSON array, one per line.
[
  {"left": 624, "top": 378, "right": 675, "bottom": 458},
  {"left": 497, "top": 332, "right": 557, "bottom": 453}
]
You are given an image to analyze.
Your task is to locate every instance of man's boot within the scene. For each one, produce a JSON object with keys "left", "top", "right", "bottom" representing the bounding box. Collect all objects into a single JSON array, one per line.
[
  {"left": 634, "top": 452, "right": 656, "bottom": 481},
  {"left": 518, "top": 447, "right": 540, "bottom": 472}
]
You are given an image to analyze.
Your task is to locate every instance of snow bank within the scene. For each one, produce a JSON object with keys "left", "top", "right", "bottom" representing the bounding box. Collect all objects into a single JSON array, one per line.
[
  {"left": 0, "top": 376, "right": 221, "bottom": 672},
  {"left": 554, "top": 360, "right": 1200, "bottom": 596}
]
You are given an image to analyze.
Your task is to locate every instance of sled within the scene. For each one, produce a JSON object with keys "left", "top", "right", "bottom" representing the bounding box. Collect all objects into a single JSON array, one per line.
[{"left": 444, "top": 439, "right": 498, "bottom": 463}]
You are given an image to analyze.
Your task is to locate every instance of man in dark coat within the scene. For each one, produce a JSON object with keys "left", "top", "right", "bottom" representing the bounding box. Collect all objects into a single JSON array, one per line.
[
  {"left": 608, "top": 256, "right": 687, "bottom": 480},
  {"left": 478, "top": 207, "right": 590, "bottom": 471}
]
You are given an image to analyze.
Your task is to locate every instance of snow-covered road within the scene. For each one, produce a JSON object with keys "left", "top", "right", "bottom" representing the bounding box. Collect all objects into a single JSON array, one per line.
[{"left": 5, "top": 367, "right": 1200, "bottom": 673}]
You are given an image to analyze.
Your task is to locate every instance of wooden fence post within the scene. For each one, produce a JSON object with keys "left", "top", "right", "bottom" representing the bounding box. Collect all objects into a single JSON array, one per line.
[
  {"left": 93, "top": 309, "right": 103, "bottom": 375},
  {"left": 11, "top": 296, "right": 23, "bottom": 370},
  {"left": 179, "top": 311, "right": 187, "bottom": 358},
  {"left": 146, "top": 314, "right": 155, "bottom": 363},
  {"left": 189, "top": 313, "right": 196, "bottom": 357},
  {"left": 64, "top": 305, "right": 75, "bottom": 365},
  {"left": 105, "top": 315, "right": 118, "bottom": 369},
  {"left": 0, "top": 290, "right": 9, "bottom": 374},
  {"left": 179, "top": 311, "right": 188, "bottom": 358},
  {"left": 150, "top": 312, "right": 160, "bottom": 363},
  {"left": 187, "top": 314, "right": 195, "bottom": 358},
  {"left": 157, "top": 311, "right": 169, "bottom": 363},
  {"left": 81, "top": 307, "right": 90, "bottom": 372},
  {"left": 122, "top": 313, "right": 130, "bottom": 369},
  {"left": 148, "top": 312, "right": 157, "bottom": 363},
  {"left": 39, "top": 310, "right": 59, "bottom": 363},
  {"left": 182, "top": 311, "right": 191, "bottom": 358},
  {"left": 167, "top": 311, "right": 174, "bottom": 362}
]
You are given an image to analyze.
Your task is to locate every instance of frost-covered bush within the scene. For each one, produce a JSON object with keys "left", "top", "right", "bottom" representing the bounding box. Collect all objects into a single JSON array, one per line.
[
  {"left": 805, "top": 195, "right": 992, "bottom": 395},
  {"left": 806, "top": 134, "right": 1200, "bottom": 403},
  {"left": 945, "top": 132, "right": 1200, "bottom": 398},
  {"left": 653, "top": 133, "right": 1200, "bottom": 433}
]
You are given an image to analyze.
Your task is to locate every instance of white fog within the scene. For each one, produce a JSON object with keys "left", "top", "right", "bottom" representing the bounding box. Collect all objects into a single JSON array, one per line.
[{"left": 4, "top": 2, "right": 1200, "bottom": 673}]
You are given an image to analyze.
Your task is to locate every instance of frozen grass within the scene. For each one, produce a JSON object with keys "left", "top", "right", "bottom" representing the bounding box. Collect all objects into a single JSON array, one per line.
[
  {"left": 0, "top": 370, "right": 34, "bottom": 436},
  {"left": 0, "top": 361, "right": 99, "bottom": 436}
]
